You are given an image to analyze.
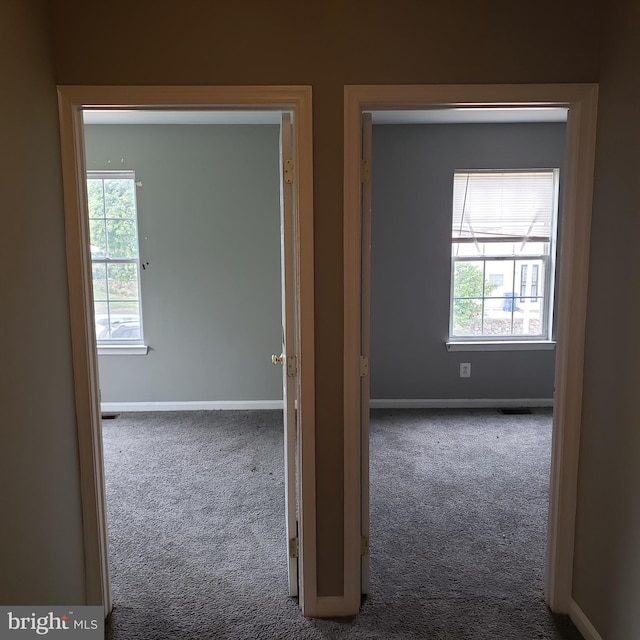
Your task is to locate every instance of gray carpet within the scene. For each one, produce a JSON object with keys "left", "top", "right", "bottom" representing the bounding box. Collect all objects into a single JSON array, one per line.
[{"left": 102, "top": 409, "right": 583, "bottom": 639}]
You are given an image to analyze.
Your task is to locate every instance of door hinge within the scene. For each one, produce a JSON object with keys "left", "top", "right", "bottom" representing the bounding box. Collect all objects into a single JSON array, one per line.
[
  {"left": 289, "top": 537, "right": 299, "bottom": 558},
  {"left": 359, "top": 355, "right": 369, "bottom": 377},
  {"left": 361, "top": 535, "right": 369, "bottom": 556},
  {"left": 287, "top": 355, "right": 298, "bottom": 377},
  {"left": 284, "top": 159, "right": 294, "bottom": 184},
  {"left": 361, "top": 158, "right": 370, "bottom": 183}
]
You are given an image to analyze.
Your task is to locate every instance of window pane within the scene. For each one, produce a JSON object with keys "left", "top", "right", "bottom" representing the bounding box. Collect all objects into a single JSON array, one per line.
[
  {"left": 452, "top": 262, "right": 485, "bottom": 335},
  {"left": 482, "top": 242, "right": 515, "bottom": 257},
  {"left": 515, "top": 259, "right": 545, "bottom": 299},
  {"left": 483, "top": 297, "right": 514, "bottom": 336},
  {"left": 107, "top": 263, "right": 139, "bottom": 300},
  {"left": 108, "top": 302, "right": 141, "bottom": 340},
  {"left": 86, "top": 179, "right": 104, "bottom": 217},
  {"left": 512, "top": 297, "right": 544, "bottom": 336},
  {"left": 452, "top": 298, "right": 483, "bottom": 336},
  {"left": 92, "top": 263, "right": 107, "bottom": 299},
  {"left": 485, "top": 260, "right": 514, "bottom": 298},
  {"left": 514, "top": 241, "right": 547, "bottom": 257},
  {"left": 104, "top": 179, "right": 136, "bottom": 218},
  {"left": 106, "top": 219, "right": 138, "bottom": 258},
  {"left": 89, "top": 219, "right": 107, "bottom": 257},
  {"left": 452, "top": 242, "right": 480, "bottom": 257},
  {"left": 520, "top": 264, "right": 528, "bottom": 301},
  {"left": 93, "top": 299, "right": 110, "bottom": 339},
  {"left": 531, "top": 264, "right": 540, "bottom": 300},
  {"left": 453, "top": 261, "right": 484, "bottom": 298}
]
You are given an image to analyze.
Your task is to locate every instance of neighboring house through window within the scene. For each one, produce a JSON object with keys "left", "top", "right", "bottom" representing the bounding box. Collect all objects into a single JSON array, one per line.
[
  {"left": 87, "top": 171, "right": 144, "bottom": 344},
  {"left": 449, "top": 170, "right": 559, "bottom": 342}
]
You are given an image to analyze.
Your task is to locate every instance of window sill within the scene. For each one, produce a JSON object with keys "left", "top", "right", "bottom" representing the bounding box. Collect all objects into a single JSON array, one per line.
[
  {"left": 446, "top": 340, "right": 556, "bottom": 352},
  {"left": 97, "top": 344, "right": 149, "bottom": 356}
]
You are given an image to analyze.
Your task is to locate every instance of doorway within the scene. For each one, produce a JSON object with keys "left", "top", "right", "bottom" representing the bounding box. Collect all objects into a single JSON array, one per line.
[
  {"left": 57, "top": 86, "right": 317, "bottom": 616},
  {"left": 343, "top": 85, "right": 598, "bottom": 617}
]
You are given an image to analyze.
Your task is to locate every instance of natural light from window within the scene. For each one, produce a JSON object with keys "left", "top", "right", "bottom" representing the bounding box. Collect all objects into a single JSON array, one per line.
[
  {"left": 449, "top": 170, "right": 559, "bottom": 342},
  {"left": 87, "top": 171, "right": 144, "bottom": 343}
]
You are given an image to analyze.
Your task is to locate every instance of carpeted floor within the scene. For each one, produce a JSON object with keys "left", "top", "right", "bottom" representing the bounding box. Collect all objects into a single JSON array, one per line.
[{"left": 102, "top": 409, "right": 583, "bottom": 639}]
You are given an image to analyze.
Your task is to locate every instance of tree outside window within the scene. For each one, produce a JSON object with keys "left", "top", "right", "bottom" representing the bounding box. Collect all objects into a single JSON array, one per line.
[
  {"left": 449, "top": 170, "right": 559, "bottom": 341},
  {"left": 87, "top": 172, "right": 144, "bottom": 342}
]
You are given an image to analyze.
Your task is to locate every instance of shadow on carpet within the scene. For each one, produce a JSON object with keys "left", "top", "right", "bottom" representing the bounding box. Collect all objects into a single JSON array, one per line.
[{"left": 102, "top": 409, "right": 583, "bottom": 639}]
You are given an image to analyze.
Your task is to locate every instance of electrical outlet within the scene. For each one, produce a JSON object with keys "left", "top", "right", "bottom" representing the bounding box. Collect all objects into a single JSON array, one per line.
[{"left": 460, "top": 362, "right": 471, "bottom": 378}]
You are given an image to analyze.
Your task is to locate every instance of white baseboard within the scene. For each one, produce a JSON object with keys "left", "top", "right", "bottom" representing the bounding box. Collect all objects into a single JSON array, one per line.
[
  {"left": 569, "top": 599, "right": 604, "bottom": 640},
  {"left": 370, "top": 398, "right": 554, "bottom": 409},
  {"left": 100, "top": 400, "right": 283, "bottom": 412},
  {"left": 306, "top": 596, "right": 358, "bottom": 618}
]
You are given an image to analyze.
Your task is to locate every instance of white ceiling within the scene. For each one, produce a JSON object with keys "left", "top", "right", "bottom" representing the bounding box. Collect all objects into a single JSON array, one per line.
[{"left": 82, "top": 107, "right": 568, "bottom": 126}]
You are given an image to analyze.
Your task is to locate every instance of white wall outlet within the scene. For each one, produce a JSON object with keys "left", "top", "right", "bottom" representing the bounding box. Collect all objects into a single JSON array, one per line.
[{"left": 460, "top": 362, "right": 471, "bottom": 378}]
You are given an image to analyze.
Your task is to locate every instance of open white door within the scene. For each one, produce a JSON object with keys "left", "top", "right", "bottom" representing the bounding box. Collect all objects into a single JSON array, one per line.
[
  {"left": 274, "top": 112, "right": 299, "bottom": 597},
  {"left": 360, "top": 113, "right": 372, "bottom": 594}
]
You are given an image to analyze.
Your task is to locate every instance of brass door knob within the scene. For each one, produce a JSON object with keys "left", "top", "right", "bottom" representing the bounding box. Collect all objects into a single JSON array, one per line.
[{"left": 272, "top": 354, "right": 284, "bottom": 365}]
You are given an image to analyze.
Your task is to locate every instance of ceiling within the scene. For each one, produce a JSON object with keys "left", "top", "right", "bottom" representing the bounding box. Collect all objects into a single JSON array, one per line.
[{"left": 82, "top": 107, "right": 568, "bottom": 126}]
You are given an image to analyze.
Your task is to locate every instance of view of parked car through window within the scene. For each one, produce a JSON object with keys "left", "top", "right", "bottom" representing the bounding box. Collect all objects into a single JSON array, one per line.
[{"left": 87, "top": 171, "right": 143, "bottom": 343}]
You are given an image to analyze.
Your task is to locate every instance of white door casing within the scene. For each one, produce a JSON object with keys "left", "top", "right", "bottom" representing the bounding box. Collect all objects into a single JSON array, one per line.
[
  {"left": 344, "top": 84, "right": 598, "bottom": 615},
  {"left": 279, "top": 112, "right": 299, "bottom": 597},
  {"left": 360, "top": 113, "right": 372, "bottom": 595},
  {"left": 57, "top": 86, "right": 317, "bottom": 616}
]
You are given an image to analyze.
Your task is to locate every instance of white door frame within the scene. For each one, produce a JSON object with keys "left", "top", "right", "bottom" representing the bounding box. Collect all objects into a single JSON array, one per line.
[
  {"left": 279, "top": 112, "right": 299, "bottom": 597},
  {"left": 57, "top": 85, "right": 317, "bottom": 616},
  {"left": 343, "top": 84, "right": 598, "bottom": 615}
]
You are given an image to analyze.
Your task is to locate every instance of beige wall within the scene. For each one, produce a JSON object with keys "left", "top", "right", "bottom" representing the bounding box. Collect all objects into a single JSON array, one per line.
[
  {"left": 10, "top": 3, "right": 639, "bottom": 630},
  {"left": 0, "top": 0, "right": 85, "bottom": 604},
  {"left": 572, "top": 0, "right": 640, "bottom": 637},
  {"left": 50, "top": 0, "right": 601, "bottom": 597}
]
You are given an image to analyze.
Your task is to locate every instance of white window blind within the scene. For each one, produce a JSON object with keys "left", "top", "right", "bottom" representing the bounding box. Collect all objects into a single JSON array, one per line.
[{"left": 452, "top": 171, "right": 555, "bottom": 242}]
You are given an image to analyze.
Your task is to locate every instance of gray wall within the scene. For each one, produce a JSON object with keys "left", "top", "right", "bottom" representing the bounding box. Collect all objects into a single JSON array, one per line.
[
  {"left": 84, "top": 125, "right": 283, "bottom": 403},
  {"left": 371, "top": 123, "right": 566, "bottom": 400},
  {"left": 0, "top": 1, "right": 85, "bottom": 604},
  {"left": 572, "top": 0, "right": 640, "bottom": 637}
]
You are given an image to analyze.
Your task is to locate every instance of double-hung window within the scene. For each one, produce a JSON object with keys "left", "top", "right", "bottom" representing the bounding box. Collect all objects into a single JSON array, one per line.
[
  {"left": 449, "top": 170, "right": 559, "bottom": 343},
  {"left": 87, "top": 171, "right": 144, "bottom": 345}
]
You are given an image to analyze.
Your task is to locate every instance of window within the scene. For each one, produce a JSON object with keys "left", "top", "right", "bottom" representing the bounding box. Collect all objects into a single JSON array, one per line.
[
  {"left": 87, "top": 171, "right": 144, "bottom": 344},
  {"left": 449, "top": 170, "right": 558, "bottom": 342}
]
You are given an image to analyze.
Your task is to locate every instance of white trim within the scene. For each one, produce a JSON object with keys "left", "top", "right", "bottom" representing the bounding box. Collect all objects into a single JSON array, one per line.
[
  {"left": 311, "top": 597, "right": 359, "bottom": 618},
  {"left": 360, "top": 113, "right": 372, "bottom": 595},
  {"left": 58, "top": 85, "right": 316, "bottom": 617},
  {"left": 345, "top": 84, "right": 598, "bottom": 617},
  {"left": 569, "top": 599, "right": 604, "bottom": 640},
  {"left": 97, "top": 344, "right": 148, "bottom": 355},
  {"left": 280, "top": 112, "right": 299, "bottom": 597},
  {"left": 370, "top": 398, "right": 553, "bottom": 409},
  {"left": 446, "top": 340, "right": 556, "bottom": 352},
  {"left": 101, "top": 400, "right": 284, "bottom": 412}
]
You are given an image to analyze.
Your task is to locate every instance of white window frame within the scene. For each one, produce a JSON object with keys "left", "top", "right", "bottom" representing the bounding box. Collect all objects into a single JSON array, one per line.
[
  {"left": 447, "top": 169, "right": 560, "bottom": 349},
  {"left": 86, "top": 170, "right": 147, "bottom": 354}
]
